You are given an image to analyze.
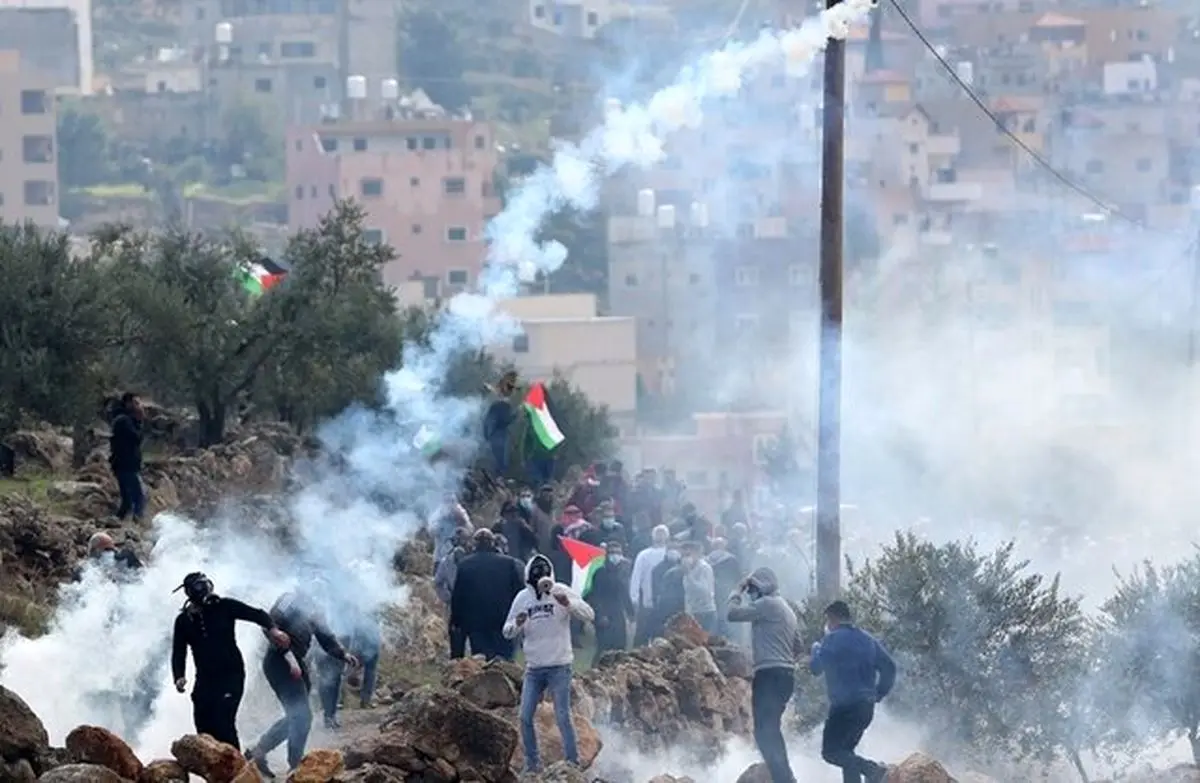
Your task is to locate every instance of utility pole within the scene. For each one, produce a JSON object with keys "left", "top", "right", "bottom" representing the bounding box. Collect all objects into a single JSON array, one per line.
[{"left": 815, "top": 0, "right": 849, "bottom": 602}]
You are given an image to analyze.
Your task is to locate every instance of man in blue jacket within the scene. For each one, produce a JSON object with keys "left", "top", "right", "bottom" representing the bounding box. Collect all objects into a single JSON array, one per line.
[{"left": 810, "top": 600, "right": 896, "bottom": 783}]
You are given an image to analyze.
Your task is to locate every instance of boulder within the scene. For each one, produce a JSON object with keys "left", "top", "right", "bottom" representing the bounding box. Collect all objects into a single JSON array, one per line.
[
  {"left": 1, "top": 758, "right": 36, "bottom": 782},
  {"left": 288, "top": 749, "right": 345, "bottom": 782},
  {"left": 139, "top": 760, "right": 189, "bottom": 782},
  {"left": 2, "top": 429, "right": 73, "bottom": 474},
  {"left": 347, "top": 685, "right": 516, "bottom": 781},
  {"left": 888, "top": 753, "right": 955, "bottom": 783},
  {"left": 37, "top": 763, "right": 126, "bottom": 783},
  {"left": 0, "top": 686, "right": 49, "bottom": 762},
  {"left": 735, "top": 762, "right": 772, "bottom": 783},
  {"left": 531, "top": 761, "right": 588, "bottom": 782},
  {"left": 65, "top": 725, "right": 143, "bottom": 781},
  {"left": 508, "top": 703, "right": 602, "bottom": 771},
  {"left": 663, "top": 614, "right": 708, "bottom": 648},
  {"left": 456, "top": 664, "right": 520, "bottom": 709},
  {"left": 170, "top": 734, "right": 256, "bottom": 783}
]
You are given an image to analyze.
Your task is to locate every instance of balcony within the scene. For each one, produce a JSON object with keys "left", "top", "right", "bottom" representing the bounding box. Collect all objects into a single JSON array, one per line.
[{"left": 926, "top": 182, "right": 984, "bottom": 202}]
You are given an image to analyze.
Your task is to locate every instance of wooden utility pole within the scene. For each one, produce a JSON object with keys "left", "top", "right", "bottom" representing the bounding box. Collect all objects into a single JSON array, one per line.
[{"left": 815, "top": 0, "right": 848, "bottom": 603}]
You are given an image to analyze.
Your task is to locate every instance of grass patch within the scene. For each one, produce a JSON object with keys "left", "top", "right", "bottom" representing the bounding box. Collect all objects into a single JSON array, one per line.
[
  {"left": 0, "top": 592, "right": 51, "bottom": 637},
  {"left": 183, "top": 180, "right": 285, "bottom": 205},
  {"left": 74, "top": 183, "right": 148, "bottom": 199},
  {"left": 0, "top": 474, "right": 56, "bottom": 503}
]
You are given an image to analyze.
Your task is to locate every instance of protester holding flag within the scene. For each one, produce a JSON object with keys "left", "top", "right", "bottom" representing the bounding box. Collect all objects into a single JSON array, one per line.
[
  {"left": 586, "top": 540, "right": 635, "bottom": 664},
  {"left": 523, "top": 381, "right": 565, "bottom": 485}
]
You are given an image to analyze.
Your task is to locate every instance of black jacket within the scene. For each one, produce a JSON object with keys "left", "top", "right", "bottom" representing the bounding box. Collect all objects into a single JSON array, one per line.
[
  {"left": 588, "top": 560, "right": 634, "bottom": 623},
  {"left": 450, "top": 550, "right": 524, "bottom": 633},
  {"left": 171, "top": 597, "right": 274, "bottom": 683},
  {"left": 483, "top": 400, "right": 515, "bottom": 442},
  {"left": 266, "top": 592, "right": 346, "bottom": 666},
  {"left": 109, "top": 413, "right": 143, "bottom": 471}
]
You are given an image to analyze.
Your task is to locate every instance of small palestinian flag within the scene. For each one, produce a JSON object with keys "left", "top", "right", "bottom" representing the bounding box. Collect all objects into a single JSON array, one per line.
[
  {"left": 559, "top": 535, "right": 606, "bottom": 598},
  {"left": 236, "top": 263, "right": 285, "bottom": 297},
  {"left": 412, "top": 425, "right": 441, "bottom": 458},
  {"left": 524, "top": 382, "right": 564, "bottom": 451}
]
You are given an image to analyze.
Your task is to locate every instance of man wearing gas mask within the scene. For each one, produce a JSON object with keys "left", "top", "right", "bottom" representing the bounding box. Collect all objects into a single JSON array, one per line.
[
  {"left": 503, "top": 553, "right": 594, "bottom": 774},
  {"left": 170, "top": 572, "right": 288, "bottom": 749}
]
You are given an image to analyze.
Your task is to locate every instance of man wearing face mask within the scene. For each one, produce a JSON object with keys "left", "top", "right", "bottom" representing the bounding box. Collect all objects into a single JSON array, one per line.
[
  {"left": 86, "top": 532, "right": 143, "bottom": 581},
  {"left": 629, "top": 525, "right": 670, "bottom": 645},
  {"left": 594, "top": 500, "right": 628, "bottom": 550},
  {"left": 727, "top": 567, "right": 804, "bottom": 783},
  {"left": 586, "top": 541, "right": 634, "bottom": 663},
  {"left": 679, "top": 540, "right": 717, "bottom": 634},
  {"left": 171, "top": 572, "right": 289, "bottom": 750},
  {"left": 811, "top": 601, "right": 895, "bottom": 783},
  {"left": 652, "top": 546, "right": 687, "bottom": 631}
]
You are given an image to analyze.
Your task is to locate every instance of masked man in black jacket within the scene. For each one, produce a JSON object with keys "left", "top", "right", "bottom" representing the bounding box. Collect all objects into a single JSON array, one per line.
[
  {"left": 247, "top": 583, "right": 358, "bottom": 779},
  {"left": 171, "top": 572, "right": 288, "bottom": 749}
]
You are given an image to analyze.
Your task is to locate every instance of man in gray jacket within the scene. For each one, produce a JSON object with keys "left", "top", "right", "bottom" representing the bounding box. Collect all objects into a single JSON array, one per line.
[{"left": 727, "top": 566, "right": 802, "bottom": 783}]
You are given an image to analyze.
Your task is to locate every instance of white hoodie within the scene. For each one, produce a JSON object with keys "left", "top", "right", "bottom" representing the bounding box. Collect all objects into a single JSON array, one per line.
[{"left": 502, "top": 554, "right": 594, "bottom": 669}]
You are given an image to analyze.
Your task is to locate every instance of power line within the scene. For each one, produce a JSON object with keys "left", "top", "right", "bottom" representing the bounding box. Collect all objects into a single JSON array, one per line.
[{"left": 886, "top": 0, "right": 1149, "bottom": 230}]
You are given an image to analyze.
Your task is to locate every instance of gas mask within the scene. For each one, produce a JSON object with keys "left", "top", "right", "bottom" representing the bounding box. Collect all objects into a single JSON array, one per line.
[
  {"left": 177, "top": 572, "right": 215, "bottom": 605},
  {"left": 527, "top": 556, "right": 553, "bottom": 591}
]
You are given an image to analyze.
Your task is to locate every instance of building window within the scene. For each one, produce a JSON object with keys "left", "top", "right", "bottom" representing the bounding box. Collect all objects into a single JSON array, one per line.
[
  {"left": 1085, "top": 159, "right": 1103, "bottom": 174},
  {"left": 447, "top": 269, "right": 469, "bottom": 285},
  {"left": 1135, "top": 158, "right": 1152, "bottom": 172},
  {"left": 406, "top": 137, "right": 418, "bottom": 150},
  {"left": 353, "top": 137, "right": 367, "bottom": 151},
  {"left": 533, "top": 3, "right": 544, "bottom": 17},
  {"left": 360, "top": 177, "right": 383, "bottom": 197},
  {"left": 328, "top": 184, "right": 336, "bottom": 198},
  {"left": 443, "top": 177, "right": 466, "bottom": 195},
  {"left": 254, "top": 78, "right": 273, "bottom": 93},
  {"left": 624, "top": 274, "right": 637, "bottom": 286},
  {"left": 553, "top": 9, "right": 562, "bottom": 24},
  {"left": 280, "top": 41, "right": 316, "bottom": 57},
  {"left": 412, "top": 224, "right": 422, "bottom": 234},
  {"left": 512, "top": 334, "right": 530, "bottom": 353},
  {"left": 363, "top": 229, "right": 384, "bottom": 244},
  {"left": 23, "top": 180, "right": 54, "bottom": 205},
  {"left": 314, "top": 76, "right": 327, "bottom": 89},
  {"left": 586, "top": 10, "right": 598, "bottom": 25},
  {"left": 475, "top": 135, "right": 486, "bottom": 149},
  {"left": 294, "top": 186, "right": 304, "bottom": 199},
  {"left": 22, "top": 135, "right": 53, "bottom": 164},
  {"left": 20, "top": 90, "right": 47, "bottom": 114},
  {"left": 734, "top": 266, "right": 759, "bottom": 286},
  {"left": 410, "top": 177, "right": 420, "bottom": 187},
  {"left": 446, "top": 226, "right": 468, "bottom": 241},
  {"left": 422, "top": 136, "right": 437, "bottom": 150},
  {"left": 310, "top": 185, "right": 317, "bottom": 198},
  {"left": 320, "top": 136, "right": 337, "bottom": 152}
]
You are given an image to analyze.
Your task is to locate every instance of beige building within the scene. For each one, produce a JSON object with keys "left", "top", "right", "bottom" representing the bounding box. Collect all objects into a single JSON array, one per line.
[
  {"left": 286, "top": 105, "right": 499, "bottom": 292},
  {"left": 0, "top": 51, "right": 58, "bottom": 228},
  {"left": 0, "top": 0, "right": 90, "bottom": 93},
  {"left": 491, "top": 293, "right": 638, "bottom": 433}
]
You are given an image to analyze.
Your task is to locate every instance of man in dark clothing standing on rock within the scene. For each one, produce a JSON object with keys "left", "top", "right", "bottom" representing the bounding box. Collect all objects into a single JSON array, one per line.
[
  {"left": 811, "top": 600, "right": 895, "bottom": 783},
  {"left": 109, "top": 392, "right": 146, "bottom": 521},
  {"left": 727, "top": 567, "right": 803, "bottom": 783},
  {"left": 587, "top": 540, "right": 634, "bottom": 664},
  {"left": 171, "top": 572, "right": 289, "bottom": 750},
  {"left": 492, "top": 500, "right": 538, "bottom": 563},
  {"left": 450, "top": 529, "right": 524, "bottom": 660},
  {"left": 247, "top": 584, "right": 358, "bottom": 778}
]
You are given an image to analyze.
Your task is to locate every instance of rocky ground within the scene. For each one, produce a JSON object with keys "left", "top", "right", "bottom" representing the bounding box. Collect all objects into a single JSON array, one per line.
[{"left": 3, "top": 416, "right": 1199, "bottom": 782}]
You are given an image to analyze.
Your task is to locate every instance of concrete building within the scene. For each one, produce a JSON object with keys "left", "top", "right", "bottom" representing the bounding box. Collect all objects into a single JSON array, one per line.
[
  {"left": 181, "top": 0, "right": 399, "bottom": 124},
  {"left": 491, "top": 293, "right": 638, "bottom": 433},
  {"left": 0, "top": 51, "right": 58, "bottom": 227},
  {"left": 286, "top": 104, "right": 499, "bottom": 292},
  {"left": 0, "top": 0, "right": 90, "bottom": 93},
  {"left": 527, "top": 0, "right": 674, "bottom": 40},
  {"left": 0, "top": 7, "right": 80, "bottom": 93}
]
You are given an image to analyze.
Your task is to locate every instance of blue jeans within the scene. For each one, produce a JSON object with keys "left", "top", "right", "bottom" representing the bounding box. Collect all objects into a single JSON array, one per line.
[
  {"left": 489, "top": 435, "right": 508, "bottom": 475},
  {"left": 114, "top": 469, "right": 145, "bottom": 519},
  {"left": 357, "top": 653, "right": 379, "bottom": 706},
  {"left": 519, "top": 664, "right": 577, "bottom": 772},
  {"left": 315, "top": 654, "right": 344, "bottom": 721},
  {"left": 254, "top": 657, "right": 312, "bottom": 769}
]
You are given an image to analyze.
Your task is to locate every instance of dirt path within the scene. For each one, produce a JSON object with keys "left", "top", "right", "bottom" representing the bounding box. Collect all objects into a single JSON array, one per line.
[{"left": 308, "top": 704, "right": 391, "bottom": 752}]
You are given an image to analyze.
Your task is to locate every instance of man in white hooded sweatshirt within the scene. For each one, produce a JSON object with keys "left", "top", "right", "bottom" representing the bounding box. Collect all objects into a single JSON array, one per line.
[{"left": 503, "top": 553, "right": 594, "bottom": 773}]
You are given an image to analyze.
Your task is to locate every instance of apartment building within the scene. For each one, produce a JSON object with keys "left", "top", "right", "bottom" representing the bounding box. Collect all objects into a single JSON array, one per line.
[
  {"left": 181, "top": 0, "right": 398, "bottom": 124},
  {"left": 286, "top": 103, "right": 499, "bottom": 292},
  {"left": 491, "top": 293, "right": 638, "bottom": 433},
  {"left": 0, "top": 0, "right": 90, "bottom": 93},
  {"left": 0, "top": 51, "right": 58, "bottom": 227},
  {"left": 527, "top": 0, "right": 675, "bottom": 40}
]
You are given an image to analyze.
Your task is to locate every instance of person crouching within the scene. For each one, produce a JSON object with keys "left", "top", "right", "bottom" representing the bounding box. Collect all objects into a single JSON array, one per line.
[{"left": 502, "top": 554, "right": 594, "bottom": 774}]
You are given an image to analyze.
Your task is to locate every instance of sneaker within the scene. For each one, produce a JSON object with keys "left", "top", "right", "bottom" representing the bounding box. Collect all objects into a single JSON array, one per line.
[
  {"left": 324, "top": 716, "right": 341, "bottom": 730},
  {"left": 245, "top": 749, "right": 275, "bottom": 779}
]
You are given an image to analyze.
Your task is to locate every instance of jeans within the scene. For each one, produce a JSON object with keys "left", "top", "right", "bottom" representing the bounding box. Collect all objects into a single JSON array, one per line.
[
  {"left": 315, "top": 654, "right": 344, "bottom": 721},
  {"left": 468, "top": 628, "right": 514, "bottom": 661},
  {"left": 114, "top": 469, "right": 145, "bottom": 520},
  {"left": 449, "top": 626, "right": 467, "bottom": 659},
  {"left": 192, "top": 673, "right": 245, "bottom": 749},
  {"left": 489, "top": 435, "right": 508, "bottom": 475},
  {"left": 751, "top": 667, "right": 796, "bottom": 783},
  {"left": 253, "top": 657, "right": 312, "bottom": 769},
  {"left": 519, "top": 664, "right": 577, "bottom": 772},
  {"left": 357, "top": 654, "right": 379, "bottom": 707},
  {"left": 822, "top": 701, "right": 885, "bottom": 782}
]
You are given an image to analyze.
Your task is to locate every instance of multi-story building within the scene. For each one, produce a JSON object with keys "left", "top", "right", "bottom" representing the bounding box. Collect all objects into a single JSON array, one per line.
[
  {"left": 491, "top": 293, "right": 638, "bottom": 433},
  {"left": 181, "top": 0, "right": 399, "bottom": 124},
  {"left": 526, "top": 0, "right": 675, "bottom": 40},
  {"left": 0, "top": 51, "right": 58, "bottom": 227},
  {"left": 0, "top": 0, "right": 89, "bottom": 93},
  {"left": 286, "top": 100, "right": 499, "bottom": 292}
]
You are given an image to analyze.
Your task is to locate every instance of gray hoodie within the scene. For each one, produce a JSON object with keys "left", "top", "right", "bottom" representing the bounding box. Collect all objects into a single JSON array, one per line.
[{"left": 726, "top": 566, "right": 802, "bottom": 672}]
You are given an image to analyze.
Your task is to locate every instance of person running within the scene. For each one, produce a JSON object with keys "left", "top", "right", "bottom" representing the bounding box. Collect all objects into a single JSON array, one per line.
[
  {"left": 811, "top": 600, "right": 896, "bottom": 783},
  {"left": 503, "top": 554, "right": 594, "bottom": 774},
  {"left": 170, "top": 572, "right": 289, "bottom": 750},
  {"left": 246, "top": 584, "right": 358, "bottom": 779}
]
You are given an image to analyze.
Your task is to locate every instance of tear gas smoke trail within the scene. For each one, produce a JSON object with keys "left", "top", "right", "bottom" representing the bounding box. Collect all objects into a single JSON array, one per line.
[{"left": 0, "top": 0, "right": 875, "bottom": 757}]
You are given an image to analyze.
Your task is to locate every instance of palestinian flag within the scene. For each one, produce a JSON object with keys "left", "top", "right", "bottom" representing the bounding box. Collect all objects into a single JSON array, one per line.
[
  {"left": 236, "top": 263, "right": 286, "bottom": 297},
  {"left": 524, "top": 382, "right": 564, "bottom": 451},
  {"left": 559, "top": 536, "right": 605, "bottom": 597}
]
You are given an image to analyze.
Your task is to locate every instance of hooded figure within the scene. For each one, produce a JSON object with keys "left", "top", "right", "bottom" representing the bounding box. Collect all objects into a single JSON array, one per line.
[
  {"left": 726, "top": 567, "right": 804, "bottom": 783},
  {"left": 170, "top": 572, "right": 285, "bottom": 750},
  {"left": 502, "top": 554, "right": 594, "bottom": 774}
]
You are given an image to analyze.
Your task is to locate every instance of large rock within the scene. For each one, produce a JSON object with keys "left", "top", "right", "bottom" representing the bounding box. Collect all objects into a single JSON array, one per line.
[
  {"left": 0, "top": 686, "right": 49, "bottom": 762},
  {"left": 346, "top": 685, "right": 517, "bottom": 781},
  {"left": 65, "top": 725, "right": 142, "bottom": 781},
  {"left": 887, "top": 753, "right": 955, "bottom": 783},
  {"left": 139, "top": 760, "right": 189, "bottom": 782},
  {"left": 288, "top": 749, "right": 344, "bottom": 782},
  {"left": 455, "top": 663, "right": 520, "bottom": 709},
  {"left": 0, "top": 758, "right": 36, "bottom": 782},
  {"left": 2, "top": 429, "right": 73, "bottom": 474},
  {"left": 508, "top": 703, "right": 602, "bottom": 771},
  {"left": 332, "top": 765, "right": 406, "bottom": 782},
  {"left": 37, "top": 763, "right": 126, "bottom": 783},
  {"left": 531, "top": 761, "right": 588, "bottom": 782},
  {"left": 171, "top": 734, "right": 258, "bottom": 783},
  {"left": 735, "top": 762, "right": 771, "bottom": 783}
]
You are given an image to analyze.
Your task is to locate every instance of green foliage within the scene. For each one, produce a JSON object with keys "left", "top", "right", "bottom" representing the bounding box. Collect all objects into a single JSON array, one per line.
[
  {"left": 57, "top": 106, "right": 114, "bottom": 188},
  {"left": 216, "top": 99, "right": 284, "bottom": 183},
  {"left": 509, "top": 375, "right": 617, "bottom": 480},
  {"left": 398, "top": 10, "right": 472, "bottom": 112}
]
